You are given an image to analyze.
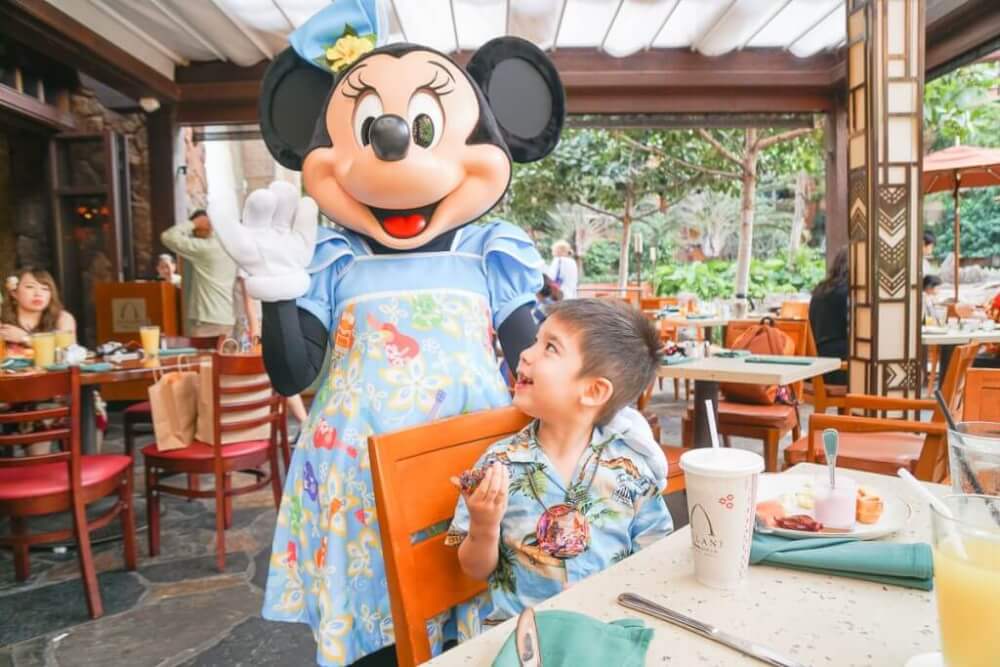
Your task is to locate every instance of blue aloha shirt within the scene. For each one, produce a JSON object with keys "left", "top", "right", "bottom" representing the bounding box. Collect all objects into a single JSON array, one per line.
[{"left": 446, "top": 421, "right": 673, "bottom": 623}]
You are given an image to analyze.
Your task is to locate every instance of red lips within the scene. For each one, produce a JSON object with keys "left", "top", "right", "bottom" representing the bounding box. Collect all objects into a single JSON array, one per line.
[{"left": 382, "top": 214, "right": 427, "bottom": 239}]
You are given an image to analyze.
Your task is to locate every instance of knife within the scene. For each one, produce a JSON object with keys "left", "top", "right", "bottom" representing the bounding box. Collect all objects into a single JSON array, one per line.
[
  {"left": 515, "top": 607, "right": 542, "bottom": 667},
  {"left": 617, "top": 593, "right": 805, "bottom": 667}
]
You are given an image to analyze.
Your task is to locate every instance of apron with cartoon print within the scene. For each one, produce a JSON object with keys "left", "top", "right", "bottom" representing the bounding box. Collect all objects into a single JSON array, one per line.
[{"left": 262, "top": 223, "right": 540, "bottom": 665}]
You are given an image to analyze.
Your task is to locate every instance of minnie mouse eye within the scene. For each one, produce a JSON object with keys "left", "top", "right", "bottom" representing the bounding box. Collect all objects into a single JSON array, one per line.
[
  {"left": 353, "top": 92, "right": 384, "bottom": 148},
  {"left": 408, "top": 91, "right": 443, "bottom": 149}
]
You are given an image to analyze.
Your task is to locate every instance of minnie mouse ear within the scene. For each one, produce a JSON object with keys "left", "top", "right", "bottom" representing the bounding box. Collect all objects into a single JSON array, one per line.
[
  {"left": 259, "top": 48, "right": 335, "bottom": 170},
  {"left": 466, "top": 37, "right": 565, "bottom": 163}
]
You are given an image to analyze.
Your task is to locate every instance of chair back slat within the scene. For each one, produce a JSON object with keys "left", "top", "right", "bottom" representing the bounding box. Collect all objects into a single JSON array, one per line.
[
  {"left": 916, "top": 342, "right": 980, "bottom": 481},
  {"left": 0, "top": 369, "right": 80, "bottom": 470},
  {"left": 218, "top": 381, "right": 272, "bottom": 396},
  {"left": 368, "top": 406, "right": 531, "bottom": 667},
  {"left": 963, "top": 367, "right": 1000, "bottom": 421},
  {"left": 219, "top": 415, "right": 278, "bottom": 434},
  {"left": 209, "top": 353, "right": 279, "bottom": 450},
  {"left": 218, "top": 396, "right": 280, "bottom": 415}
]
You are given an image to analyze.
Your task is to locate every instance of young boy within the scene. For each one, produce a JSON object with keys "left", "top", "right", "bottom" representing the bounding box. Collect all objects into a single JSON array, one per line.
[{"left": 446, "top": 298, "right": 672, "bottom": 623}]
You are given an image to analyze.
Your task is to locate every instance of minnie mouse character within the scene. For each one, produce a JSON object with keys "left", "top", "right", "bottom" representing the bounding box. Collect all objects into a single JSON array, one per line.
[{"left": 211, "top": 1, "right": 563, "bottom": 664}]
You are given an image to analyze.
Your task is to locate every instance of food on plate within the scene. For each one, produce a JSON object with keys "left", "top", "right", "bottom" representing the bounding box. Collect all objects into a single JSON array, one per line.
[
  {"left": 755, "top": 499, "right": 786, "bottom": 527},
  {"left": 856, "top": 487, "right": 884, "bottom": 524},
  {"left": 815, "top": 479, "right": 857, "bottom": 530},
  {"left": 774, "top": 514, "right": 823, "bottom": 532},
  {"left": 794, "top": 488, "right": 815, "bottom": 510},
  {"left": 458, "top": 468, "right": 487, "bottom": 495}
]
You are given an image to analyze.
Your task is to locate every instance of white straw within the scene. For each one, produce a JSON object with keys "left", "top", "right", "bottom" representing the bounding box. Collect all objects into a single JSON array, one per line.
[
  {"left": 897, "top": 468, "right": 967, "bottom": 558},
  {"left": 705, "top": 399, "right": 721, "bottom": 449}
]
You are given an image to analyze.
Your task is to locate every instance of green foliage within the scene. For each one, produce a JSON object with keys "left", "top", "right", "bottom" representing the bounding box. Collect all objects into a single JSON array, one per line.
[
  {"left": 582, "top": 239, "right": 620, "bottom": 279},
  {"left": 924, "top": 63, "right": 1000, "bottom": 152},
  {"left": 927, "top": 188, "right": 1000, "bottom": 259},
  {"left": 652, "top": 247, "right": 826, "bottom": 300}
]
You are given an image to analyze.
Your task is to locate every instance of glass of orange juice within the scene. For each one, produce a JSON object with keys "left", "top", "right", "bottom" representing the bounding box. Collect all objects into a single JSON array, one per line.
[
  {"left": 927, "top": 495, "right": 1000, "bottom": 667},
  {"left": 140, "top": 325, "right": 161, "bottom": 357},
  {"left": 30, "top": 332, "right": 56, "bottom": 368}
]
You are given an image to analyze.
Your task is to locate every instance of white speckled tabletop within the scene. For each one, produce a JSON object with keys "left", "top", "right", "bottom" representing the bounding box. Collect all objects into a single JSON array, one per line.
[{"left": 425, "top": 464, "right": 944, "bottom": 667}]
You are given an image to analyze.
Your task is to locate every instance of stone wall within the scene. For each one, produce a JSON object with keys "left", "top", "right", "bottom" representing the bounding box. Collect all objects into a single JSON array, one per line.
[
  {"left": 0, "top": 132, "right": 13, "bottom": 281},
  {"left": 69, "top": 89, "right": 153, "bottom": 277}
]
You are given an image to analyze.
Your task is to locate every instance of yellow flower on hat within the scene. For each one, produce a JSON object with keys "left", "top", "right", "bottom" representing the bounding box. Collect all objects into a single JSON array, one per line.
[{"left": 325, "top": 34, "right": 375, "bottom": 72}]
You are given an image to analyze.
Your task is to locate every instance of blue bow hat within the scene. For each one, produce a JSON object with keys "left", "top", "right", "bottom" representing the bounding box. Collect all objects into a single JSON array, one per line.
[{"left": 289, "top": 0, "right": 383, "bottom": 73}]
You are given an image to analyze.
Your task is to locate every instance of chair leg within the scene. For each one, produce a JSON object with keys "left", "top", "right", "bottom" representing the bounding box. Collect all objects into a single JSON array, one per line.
[
  {"left": 269, "top": 447, "right": 283, "bottom": 509},
  {"left": 792, "top": 423, "right": 802, "bottom": 442},
  {"left": 119, "top": 468, "right": 138, "bottom": 571},
  {"left": 223, "top": 474, "right": 233, "bottom": 530},
  {"left": 673, "top": 378, "right": 680, "bottom": 400},
  {"left": 187, "top": 474, "right": 200, "bottom": 500},
  {"left": 11, "top": 517, "right": 30, "bottom": 582},
  {"left": 123, "top": 416, "right": 135, "bottom": 459},
  {"left": 722, "top": 435, "right": 733, "bottom": 448},
  {"left": 280, "top": 421, "right": 292, "bottom": 471},
  {"left": 214, "top": 469, "right": 227, "bottom": 572},
  {"left": 71, "top": 496, "right": 103, "bottom": 619},
  {"left": 764, "top": 430, "right": 780, "bottom": 473},
  {"left": 146, "top": 465, "right": 161, "bottom": 557}
]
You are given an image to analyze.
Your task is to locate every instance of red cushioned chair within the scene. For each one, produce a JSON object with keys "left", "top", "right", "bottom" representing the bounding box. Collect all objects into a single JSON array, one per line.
[
  {"left": 142, "top": 353, "right": 284, "bottom": 571},
  {"left": 0, "top": 368, "right": 137, "bottom": 619}
]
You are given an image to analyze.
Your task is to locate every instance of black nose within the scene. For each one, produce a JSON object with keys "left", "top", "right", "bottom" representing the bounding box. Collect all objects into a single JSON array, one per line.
[{"left": 369, "top": 114, "right": 410, "bottom": 161}]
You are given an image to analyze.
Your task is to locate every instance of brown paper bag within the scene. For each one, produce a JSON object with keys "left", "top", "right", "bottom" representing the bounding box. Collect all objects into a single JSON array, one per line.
[
  {"left": 195, "top": 358, "right": 272, "bottom": 445},
  {"left": 149, "top": 371, "right": 199, "bottom": 451}
]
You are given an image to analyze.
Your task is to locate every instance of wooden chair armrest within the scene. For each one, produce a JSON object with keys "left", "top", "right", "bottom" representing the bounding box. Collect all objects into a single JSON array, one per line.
[
  {"left": 842, "top": 394, "right": 938, "bottom": 412},
  {"left": 809, "top": 413, "right": 946, "bottom": 436}
]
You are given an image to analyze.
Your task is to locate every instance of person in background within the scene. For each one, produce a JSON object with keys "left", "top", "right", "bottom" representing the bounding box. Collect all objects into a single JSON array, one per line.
[
  {"left": 808, "top": 248, "right": 849, "bottom": 385},
  {"left": 923, "top": 274, "right": 943, "bottom": 325},
  {"left": 156, "top": 253, "right": 182, "bottom": 287},
  {"left": 0, "top": 268, "right": 77, "bottom": 456},
  {"left": 0, "top": 268, "right": 76, "bottom": 351},
  {"left": 162, "top": 210, "right": 237, "bottom": 337},
  {"left": 923, "top": 231, "right": 937, "bottom": 278},
  {"left": 548, "top": 240, "right": 578, "bottom": 299}
]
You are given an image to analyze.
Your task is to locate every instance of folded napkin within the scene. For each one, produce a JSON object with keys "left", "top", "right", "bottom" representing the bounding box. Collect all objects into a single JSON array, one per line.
[
  {"left": 44, "top": 363, "right": 70, "bottom": 371},
  {"left": 158, "top": 347, "right": 198, "bottom": 357},
  {"left": 81, "top": 362, "right": 114, "bottom": 373},
  {"left": 750, "top": 533, "right": 933, "bottom": 590},
  {"left": 1, "top": 358, "right": 33, "bottom": 370},
  {"left": 685, "top": 314, "right": 713, "bottom": 320},
  {"left": 493, "top": 610, "right": 652, "bottom": 667},
  {"left": 744, "top": 356, "right": 814, "bottom": 366},
  {"left": 661, "top": 354, "right": 692, "bottom": 366}
]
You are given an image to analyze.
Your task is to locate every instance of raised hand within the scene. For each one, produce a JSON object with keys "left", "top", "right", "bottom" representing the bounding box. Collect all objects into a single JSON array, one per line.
[{"left": 212, "top": 181, "right": 319, "bottom": 302}]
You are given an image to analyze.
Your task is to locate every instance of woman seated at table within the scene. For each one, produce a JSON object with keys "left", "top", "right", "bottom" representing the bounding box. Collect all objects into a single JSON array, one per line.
[
  {"left": 0, "top": 269, "right": 77, "bottom": 456},
  {"left": 808, "top": 248, "right": 848, "bottom": 386},
  {"left": 0, "top": 268, "right": 76, "bottom": 353}
]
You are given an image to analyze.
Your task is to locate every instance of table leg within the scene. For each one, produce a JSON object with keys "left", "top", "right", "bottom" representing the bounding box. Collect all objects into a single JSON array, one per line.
[
  {"left": 692, "top": 380, "right": 720, "bottom": 448},
  {"left": 80, "top": 387, "right": 96, "bottom": 455},
  {"left": 937, "top": 344, "right": 955, "bottom": 391}
]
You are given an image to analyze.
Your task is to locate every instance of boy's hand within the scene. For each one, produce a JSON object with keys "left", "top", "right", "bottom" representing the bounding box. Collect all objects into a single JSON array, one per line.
[{"left": 456, "top": 462, "right": 509, "bottom": 533}]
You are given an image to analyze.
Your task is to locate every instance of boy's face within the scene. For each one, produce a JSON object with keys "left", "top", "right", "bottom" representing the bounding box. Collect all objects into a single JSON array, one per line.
[{"left": 512, "top": 316, "right": 612, "bottom": 422}]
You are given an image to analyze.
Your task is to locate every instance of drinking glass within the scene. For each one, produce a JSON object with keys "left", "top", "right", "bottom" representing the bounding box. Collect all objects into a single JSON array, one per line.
[
  {"left": 140, "top": 325, "right": 161, "bottom": 357},
  {"left": 930, "top": 495, "right": 1000, "bottom": 667},
  {"left": 30, "top": 332, "right": 56, "bottom": 368},
  {"left": 55, "top": 330, "right": 75, "bottom": 349},
  {"left": 949, "top": 423, "right": 1000, "bottom": 496}
]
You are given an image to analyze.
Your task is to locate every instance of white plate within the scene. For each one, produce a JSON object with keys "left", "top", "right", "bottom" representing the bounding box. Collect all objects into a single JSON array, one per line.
[{"left": 755, "top": 473, "right": 911, "bottom": 541}]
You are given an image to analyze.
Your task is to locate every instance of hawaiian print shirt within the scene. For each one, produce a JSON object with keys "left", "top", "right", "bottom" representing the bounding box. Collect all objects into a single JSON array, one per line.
[{"left": 446, "top": 422, "right": 673, "bottom": 623}]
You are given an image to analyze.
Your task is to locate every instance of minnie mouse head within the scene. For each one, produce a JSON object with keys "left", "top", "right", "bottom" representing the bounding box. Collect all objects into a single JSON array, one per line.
[{"left": 259, "top": 0, "right": 565, "bottom": 251}]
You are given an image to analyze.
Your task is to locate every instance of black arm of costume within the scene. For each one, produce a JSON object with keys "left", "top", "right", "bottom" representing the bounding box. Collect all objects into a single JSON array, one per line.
[
  {"left": 261, "top": 301, "right": 328, "bottom": 396},
  {"left": 497, "top": 303, "right": 537, "bottom": 376}
]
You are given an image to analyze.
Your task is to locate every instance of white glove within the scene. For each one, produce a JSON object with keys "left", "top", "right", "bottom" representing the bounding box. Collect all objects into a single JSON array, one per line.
[{"left": 212, "top": 181, "right": 318, "bottom": 302}]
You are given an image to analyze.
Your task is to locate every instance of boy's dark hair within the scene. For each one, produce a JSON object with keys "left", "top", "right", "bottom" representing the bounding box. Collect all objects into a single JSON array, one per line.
[
  {"left": 546, "top": 298, "right": 660, "bottom": 425},
  {"left": 923, "top": 231, "right": 936, "bottom": 246},
  {"left": 189, "top": 209, "right": 208, "bottom": 221},
  {"left": 923, "top": 274, "right": 942, "bottom": 290}
]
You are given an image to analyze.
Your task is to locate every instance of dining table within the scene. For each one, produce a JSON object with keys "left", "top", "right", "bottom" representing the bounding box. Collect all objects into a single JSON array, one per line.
[
  {"left": 921, "top": 327, "right": 1000, "bottom": 389},
  {"left": 657, "top": 355, "right": 842, "bottom": 448},
  {"left": 426, "top": 463, "right": 943, "bottom": 666}
]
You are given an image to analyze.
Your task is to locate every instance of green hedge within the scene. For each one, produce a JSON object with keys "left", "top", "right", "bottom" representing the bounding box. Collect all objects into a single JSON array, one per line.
[{"left": 652, "top": 248, "right": 827, "bottom": 300}]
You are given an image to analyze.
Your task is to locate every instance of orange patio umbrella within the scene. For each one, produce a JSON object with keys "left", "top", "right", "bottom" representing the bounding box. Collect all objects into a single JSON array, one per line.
[{"left": 923, "top": 145, "right": 1000, "bottom": 300}]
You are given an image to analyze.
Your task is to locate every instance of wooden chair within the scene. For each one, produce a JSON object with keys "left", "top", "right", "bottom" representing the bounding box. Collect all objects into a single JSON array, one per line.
[
  {"left": 142, "top": 353, "right": 284, "bottom": 571},
  {"left": 637, "top": 382, "right": 690, "bottom": 495},
  {"left": 802, "top": 326, "right": 847, "bottom": 415},
  {"left": 640, "top": 296, "right": 679, "bottom": 311},
  {"left": 963, "top": 367, "right": 1000, "bottom": 421},
  {"left": 369, "top": 406, "right": 531, "bottom": 667},
  {"left": 122, "top": 335, "right": 221, "bottom": 458},
  {"left": 784, "top": 342, "right": 980, "bottom": 481},
  {"left": 0, "top": 368, "right": 137, "bottom": 618},
  {"left": 779, "top": 301, "right": 810, "bottom": 320},
  {"left": 682, "top": 318, "right": 810, "bottom": 472},
  {"left": 925, "top": 345, "right": 942, "bottom": 394}
]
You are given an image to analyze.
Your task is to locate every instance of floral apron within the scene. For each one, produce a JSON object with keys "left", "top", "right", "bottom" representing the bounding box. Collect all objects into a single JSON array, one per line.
[{"left": 262, "top": 236, "right": 515, "bottom": 665}]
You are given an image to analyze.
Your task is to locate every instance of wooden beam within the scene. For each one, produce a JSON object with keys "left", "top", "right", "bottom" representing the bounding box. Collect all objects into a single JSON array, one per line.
[
  {"left": 0, "top": 85, "right": 76, "bottom": 131},
  {"left": 926, "top": 0, "right": 1000, "bottom": 78},
  {"left": 147, "top": 105, "right": 177, "bottom": 266},
  {"left": 0, "top": 0, "right": 179, "bottom": 102}
]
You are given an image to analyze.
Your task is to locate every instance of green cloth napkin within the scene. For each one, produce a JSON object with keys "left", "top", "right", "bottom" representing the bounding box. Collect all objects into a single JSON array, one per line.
[
  {"left": 493, "top": 610, "right": 653, "bottom": 667},
  {"left": 744, "top": 355, "right": 814, "bottom": 366},
  {"left": 81, "top": 362, "right": 114, "bottom": 373},
  {"left": 0, "top": 358, "right": 33, "bottom": 370},
  {"left": 714, "top": 349, "right": 750, "bottom": 358},
  {"left": 158, "top": 347, "right": 198, "bottom": 356},
  {"left": 685, "top": 314, "right": 713, "bottom": 320},
  {"left": 661, "top": 355, "right": 692, "bottom": 366},
  {"left": 44, "top": 363, "right": 70, "bottom": 371},
  {"left": 750, "top": 533, "right": 934, "bottom": 590}
]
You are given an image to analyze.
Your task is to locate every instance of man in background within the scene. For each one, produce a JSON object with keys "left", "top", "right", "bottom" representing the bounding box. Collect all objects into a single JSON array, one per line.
[{"left": 162, "top": 210, "right": 236, "bottom": 337}]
